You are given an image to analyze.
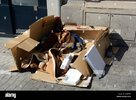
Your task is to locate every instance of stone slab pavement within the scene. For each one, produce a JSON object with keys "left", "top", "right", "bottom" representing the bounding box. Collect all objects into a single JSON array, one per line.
[{"left": 0, "top": 33, "right": 136, "bottom": 91}]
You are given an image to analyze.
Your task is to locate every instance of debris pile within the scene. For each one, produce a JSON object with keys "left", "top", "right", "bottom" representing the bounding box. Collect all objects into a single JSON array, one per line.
[{"left": 5, "top": 16, "right": 111, "bottom": 87}]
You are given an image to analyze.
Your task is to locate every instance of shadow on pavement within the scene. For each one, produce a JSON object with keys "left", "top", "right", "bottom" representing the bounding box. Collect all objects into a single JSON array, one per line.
[
  {"left": 109, "top": 33, "right": 129, "bottom": 61},
  {"left": 103, "top": 33, "right": 129, "bottom": 77}
]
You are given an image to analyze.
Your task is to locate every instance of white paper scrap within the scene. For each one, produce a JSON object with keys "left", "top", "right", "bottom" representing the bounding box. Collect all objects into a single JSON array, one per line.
[{"left": 62, "top": 69, "right": 82, "bottom": 86}]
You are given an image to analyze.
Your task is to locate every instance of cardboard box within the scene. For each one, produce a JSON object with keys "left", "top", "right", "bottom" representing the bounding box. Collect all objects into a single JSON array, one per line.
[
  {"left": 5, "top": 16, "right": 110, "bottom": 87},
  {"left": 64, "top": 25, "right": 110, "bottom": 59},
  {"left": 5, "top": 16, "right": 56, "bottom": 71},
  {"left": 65, "top": 25, "right": 110, "bottom": 78}
]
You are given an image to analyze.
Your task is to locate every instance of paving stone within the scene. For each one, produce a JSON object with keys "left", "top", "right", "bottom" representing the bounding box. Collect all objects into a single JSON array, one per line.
[
  {"left": 0, "top": 75, "right": 12, "bottom": 90},
  {"left": 5, "top": 72, "right": 29, "bottom": 90}
]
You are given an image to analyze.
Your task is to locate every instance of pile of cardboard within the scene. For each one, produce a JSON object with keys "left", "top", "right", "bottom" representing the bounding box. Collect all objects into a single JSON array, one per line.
[{"left": 5, "top": 16, "right": 110, "bottom": 88}]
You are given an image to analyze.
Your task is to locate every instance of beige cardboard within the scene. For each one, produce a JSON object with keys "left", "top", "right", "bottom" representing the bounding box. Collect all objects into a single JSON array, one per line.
[
  {"left": 11, "top": 47, "right": 31, "bottom": 70},
  {"left": 5, "top": 16, "right": 56, "bottom": 71},
  {"left": 5, "top": 34, "right": 29, "bottom": 49},
  {"left": 31, "top": 70, "right": 92, "bottom": 88},
  {"left": 65, "top": 26, "right": 109, "bottom": 59},
  {"left": 8, "top": 65, "right": 18, "bottom": 72},
  {"left": 71, "top": 50, "right": 93, "bottom": 77},
  {"left": 104, "top": 58, "right": 113, "bottom": 65},
  {"left": 17, "top": 38, "right": 39, "bottom": 52},
  {"left": 31, "top": 70, "right": 57, "bottom": 84},
  {"left": 85, "top": 44, "right": 106, "bottom": 77},
  {"left": 59, "top": 76, "right": 92, "bottom": 88},
  {"left": 5, "top": 15, "right": 110, "bottom": 87},
  {"left": 96, "top": 36, "right": 110, "bottom": 59},
  {"left": 29, "top": 15, "right": 56, "bottom": 41}
]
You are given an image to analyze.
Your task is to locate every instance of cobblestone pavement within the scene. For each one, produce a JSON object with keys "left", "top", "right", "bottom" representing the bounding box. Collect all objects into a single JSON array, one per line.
[{"left": 0, "top": 33, "right": 136, "bottom": 91}]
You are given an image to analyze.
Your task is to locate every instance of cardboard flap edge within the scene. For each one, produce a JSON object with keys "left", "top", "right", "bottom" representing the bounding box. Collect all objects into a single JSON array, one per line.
[{"left": 17, "top": 38, "right": 40, "bottom": 52}]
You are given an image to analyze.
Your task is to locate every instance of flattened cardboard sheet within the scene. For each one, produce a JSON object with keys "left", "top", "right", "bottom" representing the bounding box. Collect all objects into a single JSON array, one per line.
[
  {"left": 8, "top": 65, "right": 18, "bottom": 72},
  {"left": 31, "top": 70, "right": 92, "bottom": 88},
  {"left": 31, "top": 71, "right": 57, "bottom": 84}
]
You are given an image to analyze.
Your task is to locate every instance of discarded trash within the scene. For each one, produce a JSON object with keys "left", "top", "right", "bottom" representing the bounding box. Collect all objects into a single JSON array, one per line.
[
  {"left": 60, "top": 53, "right": 74, "bottom": 70},
  {"left": 85, "top": 44, "right": 106, "bottom": 78},
  {"left": 5, "top": 15, "right": 111, "bottom": 88},
  {"left": 62, "top": 68, "right": 82, "bottom": 86}
]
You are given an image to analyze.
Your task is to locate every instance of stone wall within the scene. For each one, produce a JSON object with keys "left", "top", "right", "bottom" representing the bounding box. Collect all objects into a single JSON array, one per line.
[{"left": 61, "top": 0, "right": 136, "bottom": 41}]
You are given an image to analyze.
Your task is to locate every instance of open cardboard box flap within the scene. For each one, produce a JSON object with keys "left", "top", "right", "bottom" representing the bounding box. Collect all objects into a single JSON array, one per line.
[
  {"left": 5, "top": 30, "right": 30, "bottom": 49},
  {"left": 29, "top": 16, "right": 56, "bottom": 41},
  {"left": 17, "top": 38, "right": 39, "bottom": 52},
  {"left": 5, "top": 15, "right": 110, "bottom": 87},
  {"left": 71, "top": 50, "right": 93, "bottom": 77},
  {"left": 5, "top": 15, "right": 56, "bottom": 70}
]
